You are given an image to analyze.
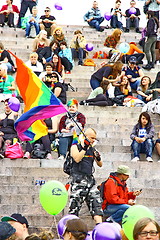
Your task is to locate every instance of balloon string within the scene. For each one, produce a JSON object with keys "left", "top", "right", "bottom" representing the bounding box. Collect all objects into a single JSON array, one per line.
[{"left": 52, "top": 215, "right": 61, "bottom": 239}]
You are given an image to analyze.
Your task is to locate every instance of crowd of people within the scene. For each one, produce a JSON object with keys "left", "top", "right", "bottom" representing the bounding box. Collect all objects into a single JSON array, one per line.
[{"left": 0, "top": 0, "right": 160, "bottom": 239}]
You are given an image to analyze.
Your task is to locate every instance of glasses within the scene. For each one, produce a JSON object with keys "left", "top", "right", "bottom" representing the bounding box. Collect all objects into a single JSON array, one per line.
[
  {"left": 139, "top": 231, "right": 159, "bottom": 237},
  {"left": 45, "top": 10, "right": 49, "bottom": 12}
]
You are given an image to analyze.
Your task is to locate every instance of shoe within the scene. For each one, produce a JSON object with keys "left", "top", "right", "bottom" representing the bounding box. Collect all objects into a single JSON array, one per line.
[
  {"left": 65, "top": 71, "right": 71, "bottom": 74},
  {"left": 0, "top": 24, "right": 4, "bottom": 27},
  {"left": 23, "top": 152, "right": 30, "bottom": 159},
  {"left": 142, "top": 64, "right": 152, "bottom": 70},
  {"left": 46, "top": 153, "right": 52, "bottom": 160},
  {"left": 78, "top": 61, "right": 83, "bottom": 65},
  {"left": 131, "top": 157, "right": 140, "bottom": 162},
  {"left": 0, "top": 153, "right": 4, "bottom": 159},
  {"left": 146, "top": 157, "right": 153, "bottom": 162},
  {"left": 58, "top": 155, "right": 65, "bottom": 160},
  {"left": 124, "top": 29, "right": 129, "bottom": 32},
  {"left": 150, "top": 62, "right": 155, "bottom": 68},
  {"left": 136, "top": 28, "right": 141, "bottom": 33},
  {"left": 106, "top": 216, "right": 114, "bottom": 223},
  {"left": 79, "top": 100, "right": 85, "bottom": 105},
  {"left": 99, "top": 27, "right": 104, "bottom": 32}
]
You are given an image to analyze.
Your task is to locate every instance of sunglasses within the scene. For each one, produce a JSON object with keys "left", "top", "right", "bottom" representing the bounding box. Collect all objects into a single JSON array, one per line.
[{"left": 45, "top": 10, "right": 50, "bottom": 12}]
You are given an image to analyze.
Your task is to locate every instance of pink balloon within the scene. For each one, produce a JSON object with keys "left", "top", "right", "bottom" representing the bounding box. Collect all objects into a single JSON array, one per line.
[
  {"left": 57, "top": 214, "right": 79, "bottom": 238},
  {"left": 8, "top": 97, "right": 20, "bottom": 112},
  {"left": 86, "top": 43, "right": 94, "bottom": 51},
  {"left": 104, "top": 12, "right": 112, "bottom": 21},
  {"left": 128, "top": 7, "right": 136, "bottom": 14},
  {"left": 54, "top": 3, "right": 63, "bottom": 10}
]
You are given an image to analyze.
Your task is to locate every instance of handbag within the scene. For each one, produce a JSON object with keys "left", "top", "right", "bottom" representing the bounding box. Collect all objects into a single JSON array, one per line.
[{"left": 5, "top": 142, "right": 24, "bottom": 159}]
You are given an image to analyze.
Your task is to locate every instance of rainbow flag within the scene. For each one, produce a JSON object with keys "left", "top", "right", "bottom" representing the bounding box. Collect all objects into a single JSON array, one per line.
[
  {"left": 9, "top": 52, "right": 67, "bottom": 141},
  {"left": 72, "top": 130, "right": 79, "bottom": 145}
]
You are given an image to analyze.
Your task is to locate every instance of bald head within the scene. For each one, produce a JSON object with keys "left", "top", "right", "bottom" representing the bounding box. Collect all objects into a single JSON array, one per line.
[{"left": 84, "top": 128, "right": 97, "bottom": 145}]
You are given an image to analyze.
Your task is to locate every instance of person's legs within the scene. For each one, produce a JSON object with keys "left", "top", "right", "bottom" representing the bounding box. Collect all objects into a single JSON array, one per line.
[
  {"left": 58, "top": 136, "right": 73, "bottom": 157},
  {"left": 69, "top": 177, "right": 87, "bottom": 216},
  {"left": 90, "top": 77, "right": 100, "bottom": 90},
  {"left": 60, "top": 57, "right": 73, "bottom": 71},
  {"left": 117, "top": 20, "right": 123, "bottom": 29},
  {"left": 71, "top": 48, "right": 78, "bottom": 59},
  {"left": 104, "top": 204, "right": 130, "bottom": 223},
  {"left": 130, "top": 79, "right": 141, "bottom": 90},
  {"left": 51, "top": 23, "right": 57, "bottom": 36},
  {"left": 133, "top": 17, "right": 139, "bottom": 31},
  {"left": 150, "top": 37, "right": 157, "bottom": 65},
  {"left": 33, "top": 22, "right": 40, "bottom": 35},
  {"left": 7, "top": 13, "right": 14, "bottom": 27},
  {"left": 143, "top": 139, "right": 154, "bottom": 158},
  {"left": 137, "top": 94, "right": 146, "bottom": 103},
  {"left": 39, "top": 23, "right": 45, "bottom": 31},
  {"left": 25, "top": 22, "right": 31, "bottom": 37},
  {"left": 17, "top": 1, "right": 29, "bottom": 28},
  {"left": 5, "top": 62, "right": 13, "bottom": 73},
  {"left": 77, "top": 47, "right": 84, "bottom": 64},
  {"left": 0, "top": 14, "right": 5, "bottom": 26},
  {"left": 126, "top": 18, "right": 131, "bottom": 31},
  {"left": 41, "top": 135, "right": 51, "bottom": 153},
  {"left": 86, "top": 184, "right": 103, "bottom": 224},
  {"left": 131, "top": 140, "right": 141, "bottom": 158},
  {"left": 144, "top": 38, "right": 153, "bottom": 63},
  {"left": 132, "top": 53, "right": 144, "bottom": 64},
  {"left": 28, "top": 1, "right": 36, "bottom": 14},
  {"left": 110, "top": 15, "right": 117, "bottom": 28}
]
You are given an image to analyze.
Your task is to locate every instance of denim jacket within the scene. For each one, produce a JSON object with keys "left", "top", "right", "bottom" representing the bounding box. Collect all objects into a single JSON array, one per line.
[{"left": 84, "top": 7, "right": 102, "bottom": 21}]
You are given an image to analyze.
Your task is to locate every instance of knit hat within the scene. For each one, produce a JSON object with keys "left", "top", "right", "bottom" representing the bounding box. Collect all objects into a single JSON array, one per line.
[{"left": 117, "top": 165, "right": 130, "bottom": 175}]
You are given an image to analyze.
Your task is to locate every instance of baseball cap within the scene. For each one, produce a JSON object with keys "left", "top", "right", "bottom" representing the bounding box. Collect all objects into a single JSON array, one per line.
[
  {"left": 129, "top": 56, "right": 137, "bottom": 63},
  {"left": 116, "top": 165, "right": 130, "bottom": 175},
  {"left": 1, "top": 214, "right": 29, "bottom": 228},
  {"left": 0, "top": 222, "right": 16, "bottom": 240}
]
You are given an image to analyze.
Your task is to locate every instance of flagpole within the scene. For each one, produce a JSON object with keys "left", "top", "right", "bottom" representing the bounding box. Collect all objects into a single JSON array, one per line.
[{"left": 67, "top": 112, "right": 86, "bottom": 138}]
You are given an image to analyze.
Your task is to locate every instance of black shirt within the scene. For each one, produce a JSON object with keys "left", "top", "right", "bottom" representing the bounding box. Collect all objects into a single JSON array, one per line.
[{"left": 40, "top": 15, "right": 56, "bottom": 28}]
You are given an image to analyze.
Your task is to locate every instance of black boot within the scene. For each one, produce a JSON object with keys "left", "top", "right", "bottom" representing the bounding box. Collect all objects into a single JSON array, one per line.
[{"left": 142, "top": 63, "right": 152, "bottom": 70}]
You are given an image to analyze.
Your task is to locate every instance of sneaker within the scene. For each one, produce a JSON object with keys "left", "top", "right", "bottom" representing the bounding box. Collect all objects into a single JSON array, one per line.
[
  {"left": 65, "top": 71, "right": 71, "bottom": 74},
  {"left": 146, "top": 157, "right": 153, "bottom": 162},
  {"left": 124, "top": 28, "right": 129, "bottom": 32},
  {"left": 46, "top": 153, "right": 52, "bottom": 160},
  {"left": 131, "top": 157, "right": 140, "bottom": 162},
  {"left": 136, "top": 28, "right": 141, "bottom": 33},
  {"left": 0, "top": 153, "right": 4, "bottom": 159},
  {"left": 58, "top": 155, "right": 65, "bottom": 160},
  {"left": 78, "top": 61, "right": 83, "bottom": 65},
  {"left": 106, "top": 216, "right": 114, "bottom": 223},
  {"left": 99, "top": 27, "right": 104, "bottom": 32},
  {"left": 23, "top": 152, "right": 30, "bottom": 159}
]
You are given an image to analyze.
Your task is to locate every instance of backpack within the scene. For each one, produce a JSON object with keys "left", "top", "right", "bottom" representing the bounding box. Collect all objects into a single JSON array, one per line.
[
  {"left": 98, "top": 177, "right": 117, "bottom": 200},
  {"left": 63, "top": 153, "right": 74, "bottom": 175},
  {"left": 83, "top": 58, "right": 96, "bottom": 67},
  {"left": 31, "top": 143, "right": 47, "bottom": 159}
]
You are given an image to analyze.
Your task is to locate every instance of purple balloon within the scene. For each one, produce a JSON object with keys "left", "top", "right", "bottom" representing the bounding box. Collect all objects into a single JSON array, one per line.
[
  {"left": 85, "top": 231, "right": 93, "bottom": 240},
  {"left": 104, "top": 12, "right": 112, "bottom": 21},
  {"left": 86, "top": 43, "right": 94, "bottom": 51},
  {"left": 92, "top": 222, "right": 121, "bottom": 240},
  {"left": 57, "top": 214, "right": 79, "bottom": 238},
  {"left": 128, "top": 7, "right": 136, "bottom": 14},
  {"left": 54, "top": 3, "right": 63, "bottom": 10},
  {"left": 8, "top": 97, "right": 20, "bottom": 112}
]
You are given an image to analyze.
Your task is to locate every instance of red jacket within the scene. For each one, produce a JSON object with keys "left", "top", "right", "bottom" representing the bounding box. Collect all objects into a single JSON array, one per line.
[
  {"left": 102, "top": 172, "right": 136, "bottom": 210},
  {"left": 0, "top": 5, "right": 20, "bottom": 15}
]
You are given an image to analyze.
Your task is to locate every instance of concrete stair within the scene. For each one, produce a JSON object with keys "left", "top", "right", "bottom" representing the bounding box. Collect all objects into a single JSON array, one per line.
[{"left": 0, "top": 24, "right": 160, "bottom": 235}]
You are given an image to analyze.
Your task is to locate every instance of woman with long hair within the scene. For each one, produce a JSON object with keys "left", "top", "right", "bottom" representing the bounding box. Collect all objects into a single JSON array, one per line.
[
  {"left": 52, "top": 26, "right": 66, "bottom": 44},
  {"left": 104, "top": 28, "right": 122, "bottom": 49},
  {"left": 32, "top": 30, "right": 49, "bottom": 53},
  {"left": 133, "top": 217, "right": 160, "bottom": 240},
  {"left": 90, "top": 61, "right": 123, "bottom": 90},
  {"left": 130, "top": 112, "right": 155, "bottom": 162},
  {"left": 146, "top": 71, "right": 160, "bottom": 100},
  {"left": 137, "top": 76, "right": 152, "bottom": 103},
  {"left": 142, "top": 11, "right": 159, "bottom": 70},
  {"left": 50, "top": 54, "right": 65, "bottom": 78},
  {"left": 80, "top": 80, "right": 114, "bottom": 106}
]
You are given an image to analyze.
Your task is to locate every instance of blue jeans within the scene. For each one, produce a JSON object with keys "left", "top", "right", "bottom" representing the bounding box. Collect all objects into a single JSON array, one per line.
[
  {"left": 90, "top": 77, "right": 100, "bottom": 90},
  {"left": 103, "top": 204, "right": 130, "bottom": 223},
  {"left": 110, "top": 15, "right": 123, "bottom": 29},
  {"left": 58, "top": 136, "right": 73, "bottom": 157},
  {"left": 130, "top": 79, "right": 141, "bottom": 90},
  {"left": 137, "top": 94, "right": 148, "bottom": 104},
  {"left": 88, "top": 17, "right": 104, "bottom": 31},
  {"left": 71, "top": 48, "right": 86, "bottom": 63},
  {"left": 26, "top": 22, "right": 40, "bottom": 37},
  {"left": 131, "top": 139, "right": 154, "bottom": 158}
]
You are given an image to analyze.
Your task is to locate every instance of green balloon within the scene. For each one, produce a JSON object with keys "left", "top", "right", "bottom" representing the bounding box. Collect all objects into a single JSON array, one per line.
[
  {"left": 39, "top": 180, "right": 68, "bottom": 215},
  {"left": 122, "top": 205, "right": 155, "bottom": 240}
]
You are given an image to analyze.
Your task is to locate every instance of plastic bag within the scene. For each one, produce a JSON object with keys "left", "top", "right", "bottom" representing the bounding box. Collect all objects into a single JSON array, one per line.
[{"left": 5, "top": 142, "right": 24, "bottom": 159}]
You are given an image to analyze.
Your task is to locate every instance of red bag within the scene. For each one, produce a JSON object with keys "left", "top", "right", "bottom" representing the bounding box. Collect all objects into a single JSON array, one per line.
[{"left": 5, "top": 142, "right": 24, "bottom": 159}]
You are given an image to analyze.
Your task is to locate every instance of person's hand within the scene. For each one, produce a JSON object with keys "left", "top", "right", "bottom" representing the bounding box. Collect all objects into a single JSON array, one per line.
[
  {"left": 94, "top": 150, "right": 101, "bottom": 161},
  {"left": 83, "top": 138, "right": 90, "bottom": 151},
  {"left": 128, "top": 199, "right": 135, "bottom": 205},
  {"left": 146, "top": 95, "right": 152, "bottom": 102},
  {"left": 66, "top": 123, "right": 74, "bottom": 130},
  {"left": 127, "top": 75, "right": 132, "bottom": 79},
  {"left": 135, "top": 137, "right": 145, "bottom": 143},
  {"left": 42, "top": 58, "right": 46, "bottom": 64},
  {"left": 133, "top": 190, "right": 142, "bottom": 196},
  {"left": 61, "top": 129, "right": 70, "bottom": 133},
  {"left": 0, "top": 131, "right": 4, "bottom": 136}
]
